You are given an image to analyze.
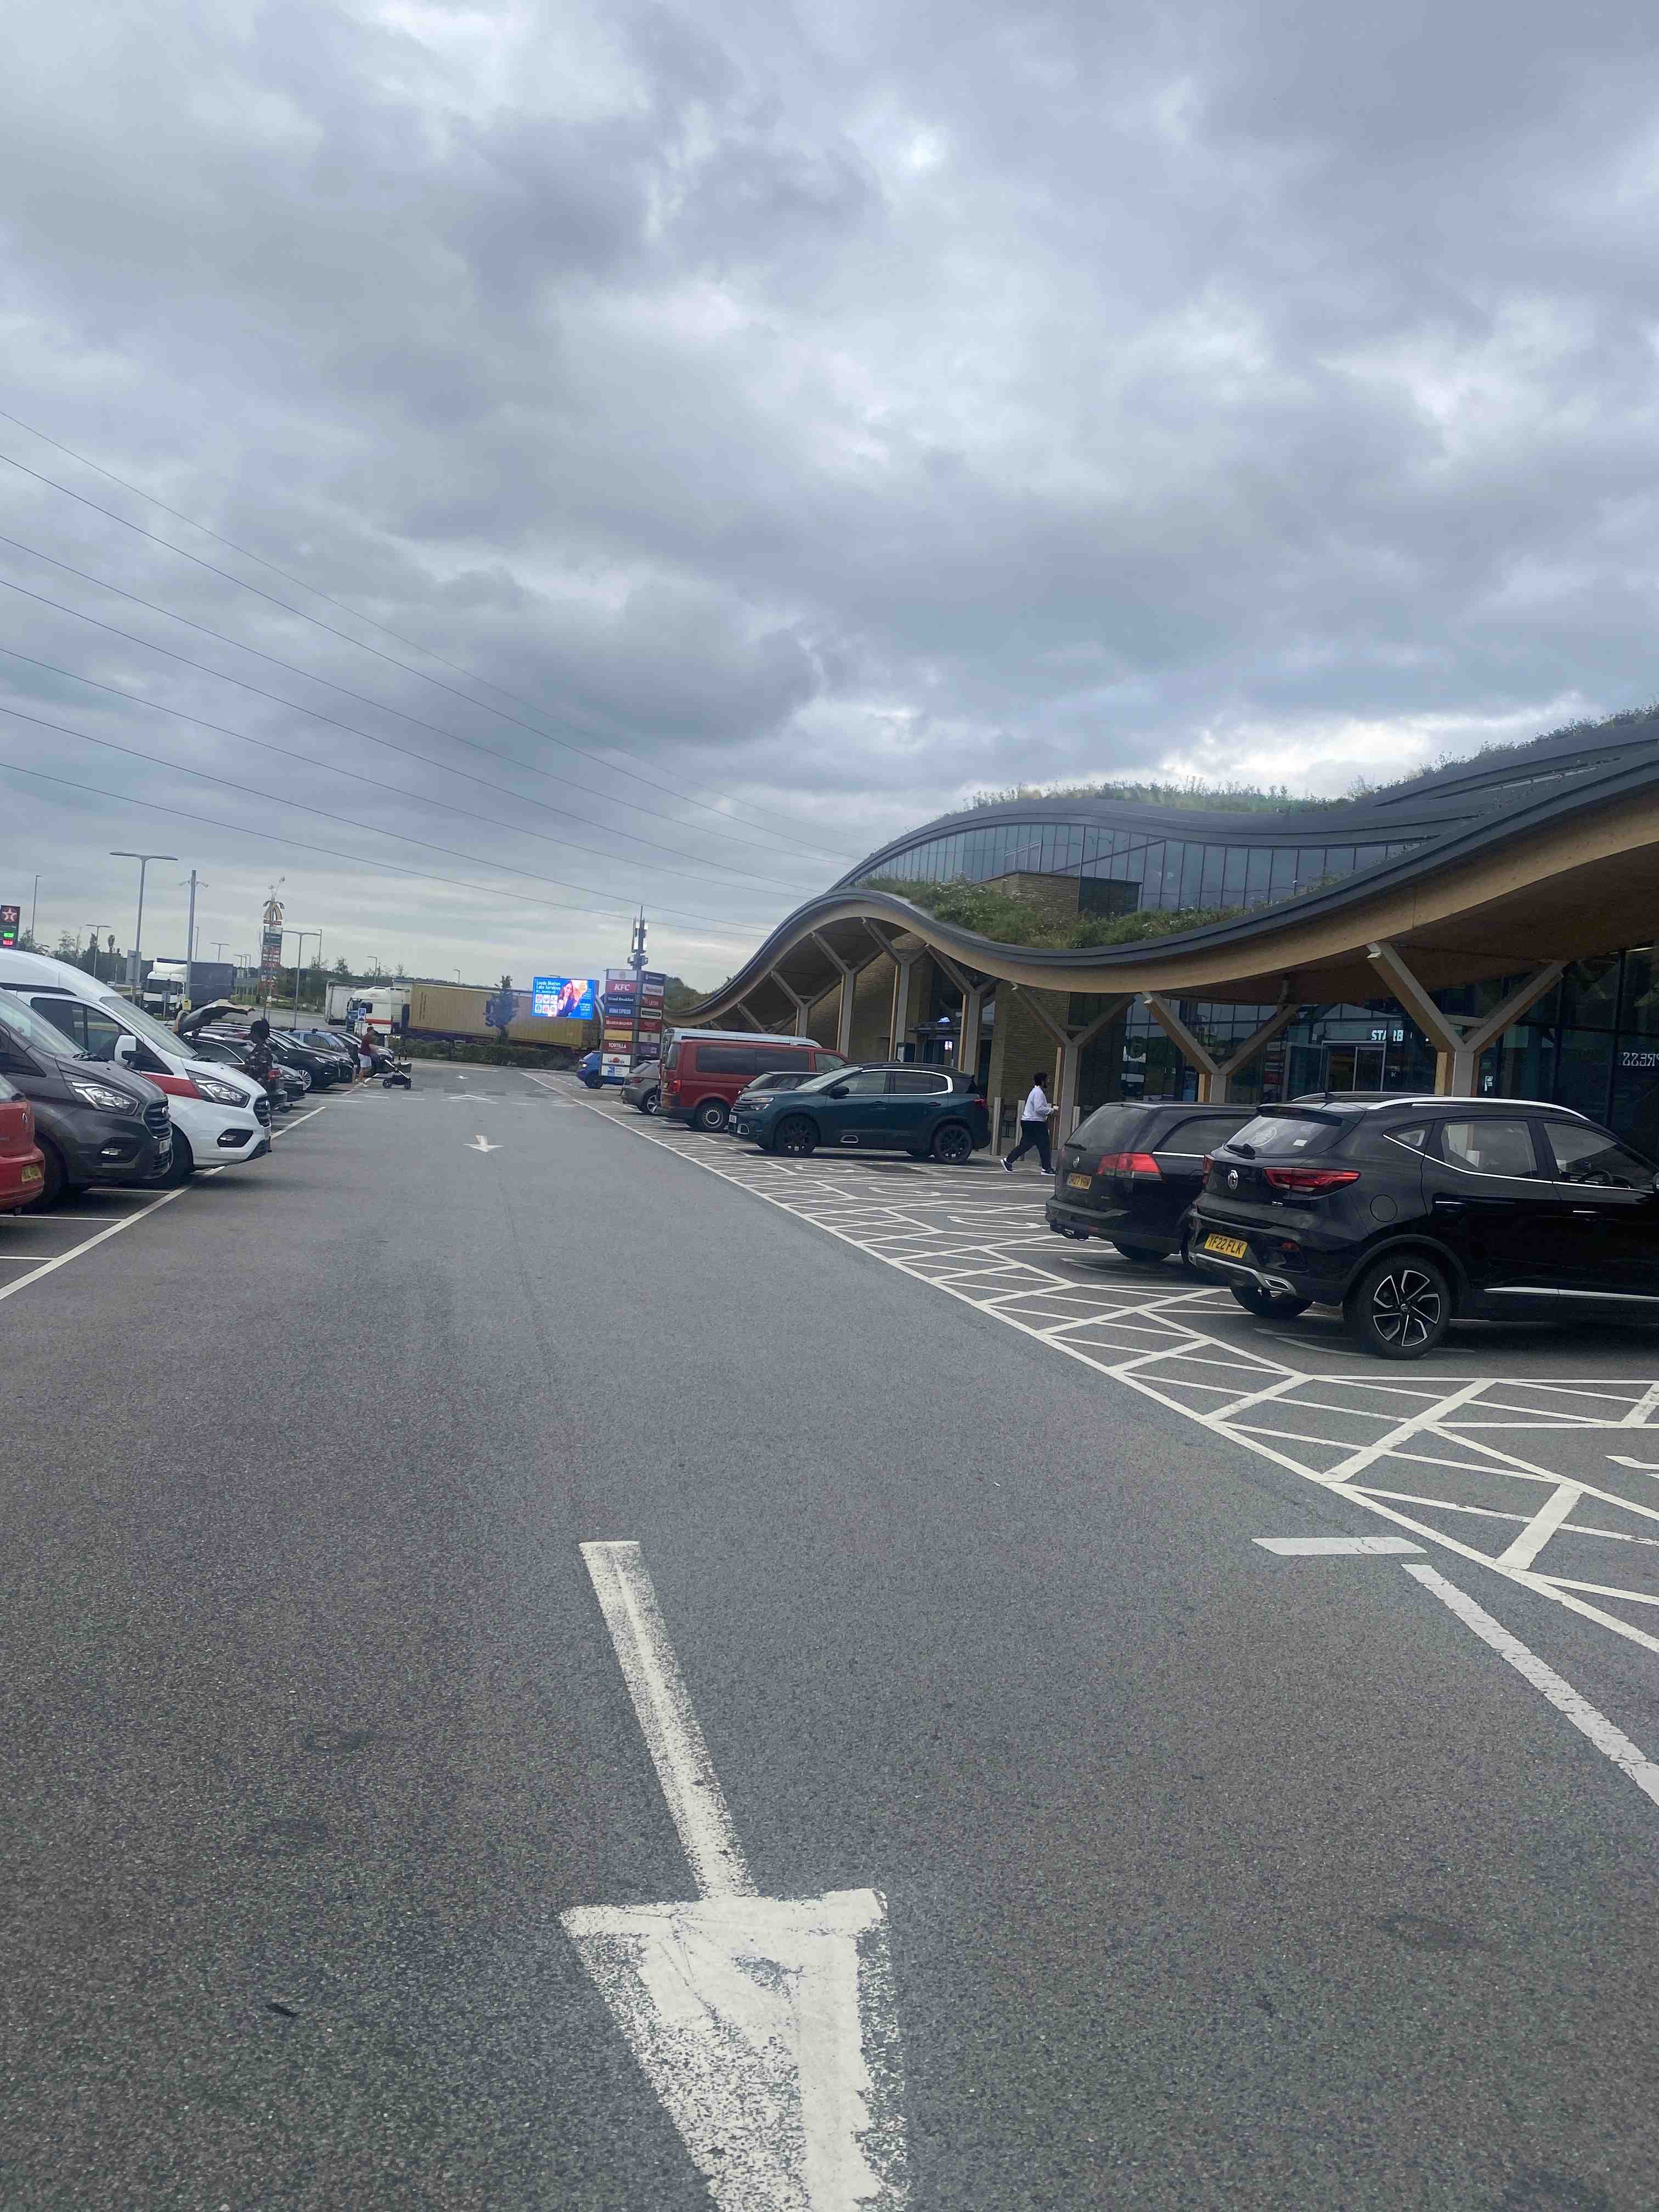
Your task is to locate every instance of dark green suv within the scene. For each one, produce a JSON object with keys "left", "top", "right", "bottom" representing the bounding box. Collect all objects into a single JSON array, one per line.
[{"left": 744, "top": 1064, "right": 991, "bottom": 1162}]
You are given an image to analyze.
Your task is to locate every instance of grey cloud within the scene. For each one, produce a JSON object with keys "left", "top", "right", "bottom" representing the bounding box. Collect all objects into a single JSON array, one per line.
[{"left": 4, "top": 0, "right": 1659, "bottom": 984}]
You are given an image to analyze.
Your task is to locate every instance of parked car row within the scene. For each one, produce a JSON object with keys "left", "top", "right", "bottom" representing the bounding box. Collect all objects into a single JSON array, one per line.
[
  {"left": 0, "top": 951, "right": 272, "bottom": 1202},
  {"left": 0, "top": 952, "right": 400, "bottom": 1212},
  {"left": 1047, "top": 1089, "right": 1659, "bottom": 1362},
  {"left": 178, "top": 1003, "right": 368, "bottom": 1105},
  {"left": 654, "top": 1030, "right": 845, "bottom": 1131}
]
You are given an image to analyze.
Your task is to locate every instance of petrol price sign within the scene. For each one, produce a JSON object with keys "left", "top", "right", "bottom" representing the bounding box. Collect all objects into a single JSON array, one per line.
[{"left": 0, "top": 905, "right": 19, "bottom": 948}]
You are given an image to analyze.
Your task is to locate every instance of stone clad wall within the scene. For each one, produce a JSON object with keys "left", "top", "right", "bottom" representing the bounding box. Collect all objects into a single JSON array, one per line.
[{"left": 985, "top": 988, "right": 1069, "bottom": 1148}]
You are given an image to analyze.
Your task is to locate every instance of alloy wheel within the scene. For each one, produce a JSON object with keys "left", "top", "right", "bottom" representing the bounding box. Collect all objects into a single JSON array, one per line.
[{"left": 1370, "top": 1265, "right": 1442, "bottom": 1350}]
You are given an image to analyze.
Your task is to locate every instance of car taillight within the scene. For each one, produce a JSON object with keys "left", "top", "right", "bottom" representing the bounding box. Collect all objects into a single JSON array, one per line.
[
  {"left": 1098, "top": 1150, "right": 1162, "bottom": 1179},
  {"left": 1263, "top": 1166, "right": 1361, "bottom": 1193}
]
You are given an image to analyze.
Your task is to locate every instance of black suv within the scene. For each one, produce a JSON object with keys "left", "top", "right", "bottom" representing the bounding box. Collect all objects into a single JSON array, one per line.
[
  {"left": 1187, "top": 1094, "right": 1659, "bottom": 1358},
  {"left": 1047, "top": 1099, "right": 1255, "bottom": 1266}
]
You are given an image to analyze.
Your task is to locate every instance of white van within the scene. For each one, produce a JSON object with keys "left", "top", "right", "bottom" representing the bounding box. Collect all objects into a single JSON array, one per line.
[{"left": 0, "top": 951, "right": 269, "bottom": 1180}]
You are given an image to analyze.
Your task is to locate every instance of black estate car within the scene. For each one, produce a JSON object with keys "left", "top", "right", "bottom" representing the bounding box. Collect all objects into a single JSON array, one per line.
[
  {"left": 1046, "top": 1099, "right": 1255, "bottom": 1265},
  {"left": 1187, "top": 1094, "right": 1659, "bottom": 1358}
]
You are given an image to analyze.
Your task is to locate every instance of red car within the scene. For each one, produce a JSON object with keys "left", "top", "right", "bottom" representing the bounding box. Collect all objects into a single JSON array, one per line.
[{"left": 0, "top": 1071, "right": 45, "bottom": 1212}]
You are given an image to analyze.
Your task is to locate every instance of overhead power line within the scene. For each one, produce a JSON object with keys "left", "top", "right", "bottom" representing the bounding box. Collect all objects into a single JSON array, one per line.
[
  {"left": 0, "top": 697, "right": 783, "bottom": 934},
  {"left": 0, "top": 641, "right": 814, "bottom": 898},
  {"left": 0, "top": 758, "right": 764, "bottom": 941},
  {"left": 0, "top": 427, "right": 857, "bottom": 864},
  {"left": 0, "top": 537, "right": 831, "bottom": 877},
  {"left": 0, "top": 568, "right": 817, "bottom": 884}
]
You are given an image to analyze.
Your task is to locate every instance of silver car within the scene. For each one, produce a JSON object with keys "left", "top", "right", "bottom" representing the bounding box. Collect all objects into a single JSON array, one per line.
[{"left": 620, "top": 1058, "right": 661, "bottom": 1114}]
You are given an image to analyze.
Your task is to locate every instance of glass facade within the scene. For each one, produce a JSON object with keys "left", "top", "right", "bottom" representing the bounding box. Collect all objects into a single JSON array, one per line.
[
  {"left": 852, "top": 818, "right": 1423, "bottom": 913},
  {"left": 845, "top": 746, "right": 1659, "bottom": 1141},
  {"left": 1098, "top": 956, "right": 1659, "bottom": 1151}
]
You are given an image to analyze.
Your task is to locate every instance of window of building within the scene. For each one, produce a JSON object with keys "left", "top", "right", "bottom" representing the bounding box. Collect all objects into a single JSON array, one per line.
[
  {"left": 1559, "top": 956, "right": 1620, "bottom": 1030},
  {"left": 1553, "top": 1027, "right": 1615, "bottom": 1124},
  {"left": 1620, "top": 950, "right": 1659, "bottom": 1036},
  {"left": 1296, "top": 847, "right": 1327, "bottom": 891}
]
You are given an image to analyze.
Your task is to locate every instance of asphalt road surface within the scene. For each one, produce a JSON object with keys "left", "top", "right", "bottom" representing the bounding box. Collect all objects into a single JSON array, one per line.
[{"left": 5, "top": 1066, "right": 1659, "bottom": 2210}]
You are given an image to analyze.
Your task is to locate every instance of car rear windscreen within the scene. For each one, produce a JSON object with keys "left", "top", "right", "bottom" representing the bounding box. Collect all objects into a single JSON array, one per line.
[
  {"left": 1071, "top": 1104, "right": 1149, "bottom": 1154},
  {"left": 1224, "top": 1111, "right": 1341, "bottom": 1155}
]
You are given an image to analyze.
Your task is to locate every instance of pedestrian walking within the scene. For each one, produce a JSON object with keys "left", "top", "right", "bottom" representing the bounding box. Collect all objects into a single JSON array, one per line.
[{"left": 1002, "top": 1070, "right": 1054, "bottom": 1174}]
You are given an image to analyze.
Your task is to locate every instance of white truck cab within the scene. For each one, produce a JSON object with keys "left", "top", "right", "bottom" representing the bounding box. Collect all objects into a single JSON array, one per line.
[{"left": 0, "top": 951, "right": 269, "bottom": 1180}]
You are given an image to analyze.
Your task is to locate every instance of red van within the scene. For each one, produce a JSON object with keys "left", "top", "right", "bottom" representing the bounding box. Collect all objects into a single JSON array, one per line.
[{"left": 661, "top": 1031, "right": 845, "bottom": 1132}]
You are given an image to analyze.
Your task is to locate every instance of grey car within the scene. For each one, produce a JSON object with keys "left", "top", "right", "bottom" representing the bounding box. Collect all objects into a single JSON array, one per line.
[{"left": 622, "top": 1057, "right": 662, "bottom": 1114}]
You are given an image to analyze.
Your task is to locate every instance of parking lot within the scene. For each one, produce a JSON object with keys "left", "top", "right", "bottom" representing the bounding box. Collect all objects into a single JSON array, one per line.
[
  {"left": 9, "top": 1059, "right": 1659, "bottom": 2210},
  {"left": 580, "top": 1084, "right": 1659, "bottom": 1663}
]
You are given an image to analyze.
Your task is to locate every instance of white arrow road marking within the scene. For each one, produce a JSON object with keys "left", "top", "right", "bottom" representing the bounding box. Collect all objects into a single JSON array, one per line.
[
  {"left": 466, "top": 1134, "right": 500, "bottom": 1152},
  {"left": 563, "top": 1540, "right": 909, "bottom": 2210}
]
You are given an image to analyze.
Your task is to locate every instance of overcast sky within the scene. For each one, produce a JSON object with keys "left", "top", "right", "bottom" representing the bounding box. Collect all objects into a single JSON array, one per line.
[{"left": 3, "top": 0, "right": 1657, "bottom": 988}]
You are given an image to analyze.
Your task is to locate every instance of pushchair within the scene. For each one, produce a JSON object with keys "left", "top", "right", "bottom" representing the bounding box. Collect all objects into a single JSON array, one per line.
[{"left": 381, "top": 1045, "right": 413, "bottom": 1088}]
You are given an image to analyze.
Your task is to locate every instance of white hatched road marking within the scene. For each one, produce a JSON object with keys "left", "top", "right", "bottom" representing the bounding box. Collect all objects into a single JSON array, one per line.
[
  {"left": 1405, "top": 1564, "right": 1659, "bottom": 1810},
  {"left": 579, "top": 1093, "right": 1659, "bottom": 1663}
]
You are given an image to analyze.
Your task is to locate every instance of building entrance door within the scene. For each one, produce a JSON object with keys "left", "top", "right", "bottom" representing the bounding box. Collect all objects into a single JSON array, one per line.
[
  {"left": 1284, "top": 1041, "right": 1386, "bottom": 1096},
  {"left": 1326, "top": 1042, "right": 1385, "bottom": 1091}
]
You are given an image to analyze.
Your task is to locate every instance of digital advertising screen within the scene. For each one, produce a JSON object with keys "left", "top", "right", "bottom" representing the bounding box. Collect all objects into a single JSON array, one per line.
[{"left": 532, "top": 975, "right": 598, "bottom": 1020}]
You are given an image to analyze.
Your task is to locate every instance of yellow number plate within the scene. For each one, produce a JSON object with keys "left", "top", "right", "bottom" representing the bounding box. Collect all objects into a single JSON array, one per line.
[
  {"left": 19, "top": 1163, "right": 43, "bottom": 1183},
  {"left": 1066, "top": 1172, "right": 1092, "bottom": 1189},
  {"left": 1204, "top": 1233, "right": 1248, "bottom": 1259}
]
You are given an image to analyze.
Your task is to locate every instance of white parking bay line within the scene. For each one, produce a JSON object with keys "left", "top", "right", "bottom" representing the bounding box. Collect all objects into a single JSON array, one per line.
[
  {"left": 270, "top": 1101, "right": 331, "bottom": 1137},
  {"left": 1255, "top": 1536, "right": 1425, "bottom": 1556},
  {"left": 1406, "top": 1562, "right": 1659, "bottom": 1812},
  {"left": 0, "top": 1186, "right": 188, "bottom": 1306}
]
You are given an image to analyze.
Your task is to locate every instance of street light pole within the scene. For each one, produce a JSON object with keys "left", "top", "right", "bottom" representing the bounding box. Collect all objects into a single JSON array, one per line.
[
  {"left": 289, "top": 930, "right": 320, "bottom": 1023},
  {"left": 30, "top": 874, "right": 39, "bottom": 941},
  {"left": 180, "top": 869, "right": 207, "bottom": 1003},
  {"left": 110, "top": 851, "right": 177, "bottom": 996}
]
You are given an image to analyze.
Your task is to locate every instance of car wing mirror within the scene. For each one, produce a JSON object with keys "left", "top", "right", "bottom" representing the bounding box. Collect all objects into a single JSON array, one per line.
[
  {"left": 113, "top": 1035, "right": 139, "bottom": 1065},
  {"left": 828, "top": 1084, "right": 849, "bottom": 1097}
]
